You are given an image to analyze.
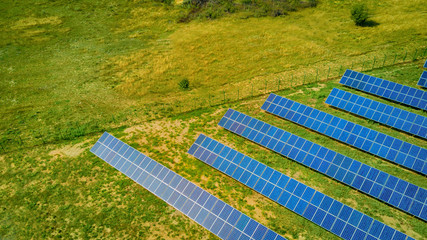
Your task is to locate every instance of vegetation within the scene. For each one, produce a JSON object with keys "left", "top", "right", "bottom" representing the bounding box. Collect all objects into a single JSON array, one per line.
[
  {"left": 0, "top": 0, "right": 426, "bottom": 238},
  {"left": 180, "top": 0, "right": 318, "bottom": 21},
  {"left": 179, "top": 78, "right": 190, "bottom": 90},
  {"left": 1, "top": 62, "right": 426, "bottom": 239},
  {"left": 351, "top": 3, "right": 370, "bottom": 26}
]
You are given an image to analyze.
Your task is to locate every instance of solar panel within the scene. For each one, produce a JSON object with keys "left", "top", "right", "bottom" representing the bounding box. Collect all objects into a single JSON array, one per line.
[
  {"left": 340, "top": 69, "right": 427, "bottom": 110},
  {"left": 218, "top": 109, "right": 427, "bottom": 221},
  {"left": 418, "top": 71, "right": 427, "bottom": 88},
  {"left": 424, "top": 60, "right": 427, "bottom": 68},
  {"left": 326, "top": 88, "right": 427, "bottom": 139},
  {"left": 91, "top": 132, "right": 286, "bottom": 240},
  {"left": 188, "top": 134, "right": 415, "bottom": 240},
  {"left": 262, "top": 93, "right": 427, "bottom": 176}
]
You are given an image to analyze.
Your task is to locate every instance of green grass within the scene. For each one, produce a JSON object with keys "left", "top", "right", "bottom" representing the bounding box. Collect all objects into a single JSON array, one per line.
[
  {"left": 0, "top": 0, "right": 426, "bottom": 152},
  {"left": 1, "top": 62, "right": 426, "bottom": 239}
]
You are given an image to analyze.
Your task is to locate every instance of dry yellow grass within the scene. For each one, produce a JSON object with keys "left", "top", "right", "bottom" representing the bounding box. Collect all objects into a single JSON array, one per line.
[{"left": 106, "top": 0, "right": 426, "bottom": 108}]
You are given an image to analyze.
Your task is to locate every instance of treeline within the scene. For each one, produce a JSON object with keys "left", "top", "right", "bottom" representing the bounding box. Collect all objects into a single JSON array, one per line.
[{"left": 158, "top": 0, "right": 317, "bottom": 21}]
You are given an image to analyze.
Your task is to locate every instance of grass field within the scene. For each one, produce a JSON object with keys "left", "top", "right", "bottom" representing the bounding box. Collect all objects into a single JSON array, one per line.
[
  {"left": 1, "top": 0, "right": 426, "bottom": 150},
  {"left": 1, "top": 62, "right": 426, "bottom": 239},
  {"left": 1, "top": 0, "right": 426, "bottom": 239}
]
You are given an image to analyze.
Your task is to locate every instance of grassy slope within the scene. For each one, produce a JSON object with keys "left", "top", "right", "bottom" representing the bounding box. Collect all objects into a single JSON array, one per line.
[
  {"left": 1, "top": 62, "right": 426, "bottom": 239},
  {"left": 0, "top": 0, "right": 426, "bottom": 149}
]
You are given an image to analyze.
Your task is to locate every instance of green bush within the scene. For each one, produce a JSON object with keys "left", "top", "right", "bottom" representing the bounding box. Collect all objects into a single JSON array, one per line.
[
  {"left": 351, "top": 3, "right": 369, "bottom": 26},
  {"left": 178, "top": 78, "right": 190, "bottom": 90}
]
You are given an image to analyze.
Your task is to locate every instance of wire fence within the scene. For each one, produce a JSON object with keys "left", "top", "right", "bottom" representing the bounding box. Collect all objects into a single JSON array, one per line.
[{"left": 1, "top": 46, "right": 426, "bottom": 153}]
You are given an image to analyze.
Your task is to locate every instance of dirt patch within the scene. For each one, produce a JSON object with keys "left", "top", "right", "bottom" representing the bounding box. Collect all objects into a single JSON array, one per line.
[
  {"left": 307, "top": 83, "right": 326, "bottom": 92},
  {"left": 341, "top": 198, "right": 358, "bottom": 208},
  {"left": 382, "top": 216, "right": 422, "bottom": 239},
  {"left": 49, "top": 140, "right": 90, "bottom": 158},
  {"left": 12, "top": 16, "right": 62, "bottom": 29},
  {"left": 287, "top": 89, "right": 303, "bottom": 97},
  {"left": 124, "top": 119, "right": 187, "bottom": 143}
]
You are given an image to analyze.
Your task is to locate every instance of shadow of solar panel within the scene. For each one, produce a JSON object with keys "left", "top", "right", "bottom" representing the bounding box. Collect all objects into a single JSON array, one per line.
[
  {"left": 188, "top": 134, "right": 414, "bottom": 240},
  {"left": 91, "top": 132, "right": 286, "bottom": 240},
  {"left": 218, "top": 109, "right": 427, "bottom": 221},
  {"left": 418, "top": 71, "right": 427, "bottom": 88},
  {"left": 262, "top": 93, "right": 426, "bottom": 176},
  {"left": 326, "top": 88, "right": 427, "bottom": 139},
  {"left": 340, "top": 69, "right": 427, "bottom": 110}
]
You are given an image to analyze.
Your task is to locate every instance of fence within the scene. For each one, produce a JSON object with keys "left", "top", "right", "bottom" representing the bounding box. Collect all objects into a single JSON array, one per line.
[{"left": 1, "top": 46, "right": 426, "bottom": 153}]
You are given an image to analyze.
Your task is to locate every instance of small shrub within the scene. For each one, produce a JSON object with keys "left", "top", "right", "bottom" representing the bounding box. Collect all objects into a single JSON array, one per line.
[
  {"left": 178, "top": 78, "right": 190, "bottom": 90},
  {"left": 351, "top": 3, "right": 369, "bottom": 26}
]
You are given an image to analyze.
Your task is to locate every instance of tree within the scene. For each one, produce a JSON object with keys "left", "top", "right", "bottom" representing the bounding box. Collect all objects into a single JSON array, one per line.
[{"left": 351, "top": 3, "right": 369, "bottom": 26}]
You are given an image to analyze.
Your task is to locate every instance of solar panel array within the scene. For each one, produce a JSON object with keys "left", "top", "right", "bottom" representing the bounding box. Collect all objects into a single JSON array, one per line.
[
  {"left": 326, "top": 88, "right": 427, "bottom": 139},
  {"left": 418, "top": 71, "right": 427, "bottom": 88},
  {"left": 262, "top": 93, "right": 427, "bottom": 176},
  {"left": 91, "top": 132, "right": 286, "bottom": 240},
  {"left": 340, "top": 69, "right": 427, "bottom": 111},
  {"left": 218, "top": 109, "right": 427, "bottom": 221},
  {"left": 188, "top": 134, "right": 414, "bottom": 240}
]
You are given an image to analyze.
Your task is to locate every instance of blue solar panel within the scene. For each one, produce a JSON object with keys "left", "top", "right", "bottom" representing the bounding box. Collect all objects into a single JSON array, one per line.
[
  {"left": 340, "top": 69, "right": 427, "bottom": 110},
  {"left": 188, "top": 134, "right": 414, "bottom": 240},
  {"left": 418, "top": 71, "right": 427, "bottom": 88},
  {"left": 91, "top": 132, "right": 286, "bottom": 240},
  {"left": 262, "top": 93, "right": 427, "bottom": 176},
  {"left": 326, "top": 88, "right": 427, "bottom": 139},
  {"left": 218, "top": 109, "right": 427, "bottom": 221}
]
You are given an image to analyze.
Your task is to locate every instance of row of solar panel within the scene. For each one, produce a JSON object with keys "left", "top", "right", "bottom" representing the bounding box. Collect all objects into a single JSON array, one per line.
[
  {"left": 418, "top": 71, "right": 427, "bottom": 88},
  {"left": 218, "top": 109, "right": 427, "bottom": 221},
  {"left": 340, "top": 69, "right": 427, "bottom": 111},
  {"left": 262, "top": 93, "right": 426, "bottom": 175},
  {"left": 326, "top": 88, "right": 427, "bottom": 139},
  {"left": 188, "top": 134, "right": 413, "bottom": 240},
  {"left": 90, "top": 132, "right": 285, "bottom": 240}
]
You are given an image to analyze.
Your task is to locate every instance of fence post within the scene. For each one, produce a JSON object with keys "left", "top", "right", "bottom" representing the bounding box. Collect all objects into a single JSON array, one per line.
[
  {"left": 338, "top": 65, "right": 342, "bottom": 76},
  {"left": 251, "top": 83, "right": 253, "bottom": 97},
  {"left": 327, "top": 66, "right": 330, "bottom": 80},
  {"left": 278, "top": 77, "right": 280, "bottom": 91},
  {"left": 208, "top": 94, "right": 211, "bottom": 106},
  {"left": 361, "top": 59, "right": 365, "bottom": 71},
  {"left": 223, "top": 91, "right": 225, "bottom": 104},
  {"left": 351, "top": 62, "right": 354, "bottom": 70},
  {"left": 265, "top": 80, "right": 267, "bottom": 94},
  {"left": 237, "top": 89, "right": 239, "bottom": 100},
  {"left": 372, "top": 56, "right": 376, "bottom": 69},
  {"left": 316, "top": 69, "right": 319, "bottom": 82},
  {"left": 382, "top": 54, "right": 387, "bottom": 67},
  {"left": 393, "top": 53, "right": 397, "bottom": 65},
  {"left": 403, "top": 50, "right": 407, "bottom": 62},
  {"left": 291, "top": 74, "right": 293, "bottom": 87},
  {"left": 412, "top": 49, "right": 418, "bottom": 61}
]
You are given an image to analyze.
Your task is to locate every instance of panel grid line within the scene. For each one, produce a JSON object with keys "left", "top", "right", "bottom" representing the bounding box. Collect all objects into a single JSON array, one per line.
[
  {"left": 340, "top": 69, "right": 427, "bottom": 110},
  {"left": 262, "top": 93, "right": 426, "bottom": 176},
  {"left": 325, "top": 88, "right": 427, "bottom": 139},
  {"left": 418, "top": 71, "right": 427, "bottom": 88},
  {"left": 91, "top": 132, "right": 285, "bottom": 240},
  {"left": 188, "top": 134, "right": 414, "bottom": 240},
  {"left": 218, "top": 108, "right": 427, "bottom": 221}
]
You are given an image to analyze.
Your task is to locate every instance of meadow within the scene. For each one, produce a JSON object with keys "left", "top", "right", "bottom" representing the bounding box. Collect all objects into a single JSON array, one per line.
[{"left": 0, "top": 0, "right": 426, "bottom": 239}]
